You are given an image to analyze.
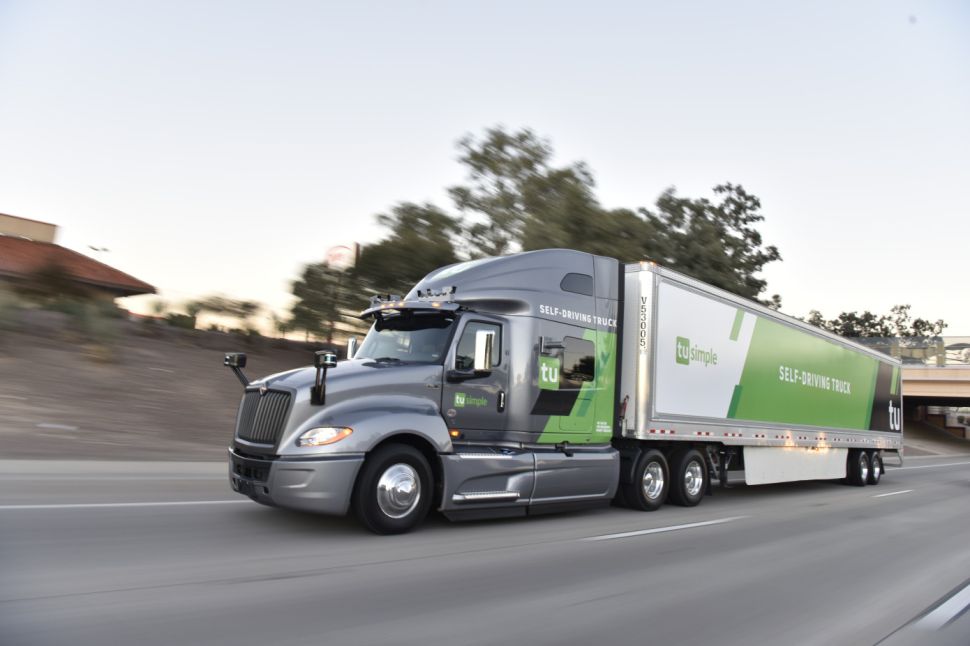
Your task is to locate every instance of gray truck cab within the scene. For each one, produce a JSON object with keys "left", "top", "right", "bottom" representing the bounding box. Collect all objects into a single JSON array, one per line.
[{"left": 227, "top": 249, "right": 622, "bottom": 533}]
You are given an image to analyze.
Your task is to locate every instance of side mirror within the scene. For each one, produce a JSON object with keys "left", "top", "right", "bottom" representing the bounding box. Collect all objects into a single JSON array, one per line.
[
  {"left": 314, "top": 351, "right": 338, "bottom": 369},
  {"left": 347, "top": 337, "right": 359, "bottom": 360},
  {"left": 473, "top": 330, "right": 495, "bottom": 371},
  {"left": 311, "top": 350, "right": 338, "bottom": 406},
  {"left": 223, "top": 353, "right": 250, "bottom": 386},
  {"left": 224, "top": 352, "right": 247, "bottom": 368}
]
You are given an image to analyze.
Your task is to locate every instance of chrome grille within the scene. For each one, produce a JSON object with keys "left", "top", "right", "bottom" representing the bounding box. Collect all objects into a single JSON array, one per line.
[{"left": 236, "top": 390, "right": 291, "bottom": 445}]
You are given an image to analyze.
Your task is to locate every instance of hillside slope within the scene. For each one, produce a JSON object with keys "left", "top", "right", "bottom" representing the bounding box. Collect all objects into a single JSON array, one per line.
[{"left": 0, "top": 322, "right": 322, "bottom": 460}]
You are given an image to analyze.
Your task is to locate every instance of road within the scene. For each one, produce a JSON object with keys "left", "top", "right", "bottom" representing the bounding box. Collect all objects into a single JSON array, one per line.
[{"left": 2, "top": 455, "right": 970, "bottom": 646}]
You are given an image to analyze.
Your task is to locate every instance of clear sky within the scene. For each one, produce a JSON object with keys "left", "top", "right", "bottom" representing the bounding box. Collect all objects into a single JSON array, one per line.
[{"left": 1, "top": 1, "right": 968, "bottom": 332}]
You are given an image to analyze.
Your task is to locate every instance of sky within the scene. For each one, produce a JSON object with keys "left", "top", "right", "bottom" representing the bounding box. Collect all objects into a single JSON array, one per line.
[{"left": 1, "top": 0, "right": 968, "bottom": 332}]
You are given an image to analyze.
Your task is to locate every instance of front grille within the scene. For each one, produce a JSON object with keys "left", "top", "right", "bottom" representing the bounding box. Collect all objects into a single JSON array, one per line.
[{"left": 236, "top": 390, "right": 291, "bottom": 445}]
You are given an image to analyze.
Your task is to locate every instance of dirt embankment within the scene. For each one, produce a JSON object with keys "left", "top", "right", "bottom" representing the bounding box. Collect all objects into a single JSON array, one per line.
[{"left": 0, "top": 314, "right": 331, "bottom": 460}]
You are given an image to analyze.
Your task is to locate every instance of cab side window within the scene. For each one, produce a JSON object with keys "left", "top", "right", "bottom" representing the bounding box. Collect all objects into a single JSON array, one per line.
[
  {"left": 454, "top": 322, "right": 501, "bottom": 370},
  {"left": 561, "top": 336, "right": 594, "bottom": 385}
]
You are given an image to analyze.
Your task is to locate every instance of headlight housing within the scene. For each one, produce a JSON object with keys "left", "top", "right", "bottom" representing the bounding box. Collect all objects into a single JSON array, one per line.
[{"left": 297, "top": 427, "right": 353, "bottom": 447}]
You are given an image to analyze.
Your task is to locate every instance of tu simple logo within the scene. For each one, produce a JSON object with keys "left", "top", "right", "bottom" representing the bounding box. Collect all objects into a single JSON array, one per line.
[{"left": 676, "top": 337, "right": 690, "bottom": 365}]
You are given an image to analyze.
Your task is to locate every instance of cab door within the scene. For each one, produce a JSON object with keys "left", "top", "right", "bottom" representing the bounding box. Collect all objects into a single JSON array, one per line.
[{"left": 441, "top": 318, "right": 508, "bottom": 433}]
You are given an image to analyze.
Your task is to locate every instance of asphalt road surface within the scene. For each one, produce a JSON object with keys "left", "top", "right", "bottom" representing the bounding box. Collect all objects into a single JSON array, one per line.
[{"left": 2, "top": 455, "right": 970, "bottom": 646}]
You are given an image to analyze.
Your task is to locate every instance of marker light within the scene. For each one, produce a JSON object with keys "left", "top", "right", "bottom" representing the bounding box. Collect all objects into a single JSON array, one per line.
[{"left": 297, "top": 427, "right": 353, "bottom": 447}]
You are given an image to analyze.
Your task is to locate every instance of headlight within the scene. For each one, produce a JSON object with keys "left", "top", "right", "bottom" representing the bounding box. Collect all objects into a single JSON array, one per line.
[{"left": 296, "top": 427, "right": 353, "bottom": 447}]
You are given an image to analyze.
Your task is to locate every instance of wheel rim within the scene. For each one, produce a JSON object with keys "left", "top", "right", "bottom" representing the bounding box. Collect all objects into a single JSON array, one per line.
[
  {"left": 642, "top": 461, "right": 665, "bottom": 500},
  {"left": 872, "top": 458, "right": 881, "bottom": 480},
  {"left": 684, "top": 460, "right": 704, "bottom": 497},
  {"left": 376, "top": 463, "right": 421, "bottom": 519},
  {"left": 860, "top": 455, "right": 869, "bottom": 483}
]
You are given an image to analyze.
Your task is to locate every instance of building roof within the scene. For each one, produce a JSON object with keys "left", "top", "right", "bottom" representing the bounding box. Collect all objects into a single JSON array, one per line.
[{"left": 0, "top": 235, "right": 156, "bottom": 297}]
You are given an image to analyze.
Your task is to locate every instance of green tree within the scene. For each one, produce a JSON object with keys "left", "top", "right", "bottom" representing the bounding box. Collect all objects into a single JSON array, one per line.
[
  {"left": 805, "top": 304, "right": 946, "bottom": 338},
  {"left": 290, "top": 264, "right": 360, "bottom": 343},
  {"left": 15, "top": 261, "right": 89, "bottom": 303},
  {"left": 638, "top": 184, "right": 782, "bottom": 305},
  {"left": 191, "top": 296, "right": 262, "bottom": 331},
  {"left": 449, "top": 127, "right": 783, "bottom": 304},
  {"left": 354, "top": 202, "right": 462, "bottom": 297},
  {"left": 302, "top": 127, "right": 785, "bottom": 321},
  {"left": 270, "top": 312, "right": 291, "bottom": 339},
  {"left": 449, "top": 127, "right": 559, "bottom": 257}
]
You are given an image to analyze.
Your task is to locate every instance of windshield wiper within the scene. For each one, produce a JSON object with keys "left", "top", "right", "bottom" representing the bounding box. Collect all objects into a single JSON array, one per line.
[{"left": 373, "top": 356, "right": 405, "bottom": 364}]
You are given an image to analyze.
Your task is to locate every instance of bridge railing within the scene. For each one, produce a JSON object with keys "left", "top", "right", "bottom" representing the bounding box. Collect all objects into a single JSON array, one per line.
[{"left": 854, "top": 336, "right": 970, "bottom": 367}]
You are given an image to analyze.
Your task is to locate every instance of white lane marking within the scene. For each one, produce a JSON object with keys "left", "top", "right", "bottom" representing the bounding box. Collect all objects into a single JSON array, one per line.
[
  {"left": 0, "top": 475, "right": 225, "bottom": 481},
  {"left": 0, "top": 500, "right": 249, "bottom": 511},
  {"left": 913, "top": 582, "right": 970, "bottom": 630},
  {"left": 583, "top": 516, "right": 748, "bottom": 542},
  {"left": 873, "top": 489, "right": 914, "bottom": 498},
  {"left": 892, "top": 461, "right": 970, "bottom": 471},
  {"left": 35, "top": 423, "right": 79, "bottom": 431}
]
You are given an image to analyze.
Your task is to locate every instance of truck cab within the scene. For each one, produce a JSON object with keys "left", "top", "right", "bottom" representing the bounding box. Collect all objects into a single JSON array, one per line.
[{"left": 228, "top": 249, "right": 622, "bottom": 533}]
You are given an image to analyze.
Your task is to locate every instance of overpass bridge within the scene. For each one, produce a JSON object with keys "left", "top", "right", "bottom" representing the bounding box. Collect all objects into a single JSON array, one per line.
[{"left": 866, "top": 336, "right": 970, "bottom": 440}]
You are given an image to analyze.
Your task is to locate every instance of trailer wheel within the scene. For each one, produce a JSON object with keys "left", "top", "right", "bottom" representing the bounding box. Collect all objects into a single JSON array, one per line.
[
  {"left": 867, "top": 452, "right": 883, "bottom": 485},
  {"left": 668, "top": 448, "right": 707, "bottom": 507},
  {"left": 622, "top": 449, "right": 669, "bottom": 511},
  {"left": 352, "top": 443, "right": 432, "bottom": 534},
  {"left": 847, "top": 450, "right": 870, "bottom": 487}
]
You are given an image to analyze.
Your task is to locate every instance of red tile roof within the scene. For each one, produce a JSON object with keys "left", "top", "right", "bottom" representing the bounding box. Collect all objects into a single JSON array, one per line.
[{"left": 0, "top": 235, "right": 155, "bottom": 297}]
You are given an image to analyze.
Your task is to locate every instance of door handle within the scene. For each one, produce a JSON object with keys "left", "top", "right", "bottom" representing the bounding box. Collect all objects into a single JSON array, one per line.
[{"left": 498, "top": 390, "right": 506, "bottom": 412}]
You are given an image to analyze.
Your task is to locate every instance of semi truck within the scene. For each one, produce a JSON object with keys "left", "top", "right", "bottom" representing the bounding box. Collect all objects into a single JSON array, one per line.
[{"left": 224, "top": 249, "right": 903, "bottom": 534}]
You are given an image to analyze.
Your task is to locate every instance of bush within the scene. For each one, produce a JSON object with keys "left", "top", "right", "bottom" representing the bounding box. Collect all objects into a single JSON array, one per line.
[
  {"left": 0, "top": 288, "right": 23, "bottom": 333},
  {"left": 166, "top": 313, "right": 197, "bottom": 330}
]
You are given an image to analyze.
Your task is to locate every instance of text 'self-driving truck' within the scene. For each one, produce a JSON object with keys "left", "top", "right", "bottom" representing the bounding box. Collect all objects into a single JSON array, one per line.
[{"left": 224, "top": 249, "right": 902, "bottom": 533}]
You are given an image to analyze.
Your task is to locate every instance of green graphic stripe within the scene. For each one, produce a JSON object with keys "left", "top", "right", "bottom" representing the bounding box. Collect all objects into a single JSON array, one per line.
[
  {"left": 727, "top": 385, "right": 743, "bottom": 418},
  {"left": 537, "top": 329, "right": 616, "bottom": 445},
  {"left": 729, "top": 309, "right": 744, "bottom": 341},
  {"left": 890, "top": 366, "right": 899, "bottom": 396},
  {"left": 730, "top": 317, "right": 880, "bottom": 430},
  {"left": 863, "top": 365, "right": 879, "bottom": 430}
]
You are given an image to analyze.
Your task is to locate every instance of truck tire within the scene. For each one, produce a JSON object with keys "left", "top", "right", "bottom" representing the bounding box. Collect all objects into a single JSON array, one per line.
[
  {"left": 352, "top": 443, "right": 433, "bottom": 534},
  {"left": 847, "top": 450, "right": 870, "bottom": 487},
  {"left": 622, "top": 449, "right": 669, "bottom": 511},
  {"left": 668, "top": 448, "right": 707, "bottom": 507},
  {"left": 867, "top": 452, "right": 883, "bottom": 485}
]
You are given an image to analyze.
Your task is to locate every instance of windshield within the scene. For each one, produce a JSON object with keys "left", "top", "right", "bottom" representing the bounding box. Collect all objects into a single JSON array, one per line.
[{"left": 356, "top": 312, "right": 455, "bottom": 364}]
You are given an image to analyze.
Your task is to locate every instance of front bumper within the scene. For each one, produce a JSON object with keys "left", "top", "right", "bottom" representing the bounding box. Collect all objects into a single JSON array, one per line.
[{"left": 228, "top": 448, "right": 365, "bottom": 515}]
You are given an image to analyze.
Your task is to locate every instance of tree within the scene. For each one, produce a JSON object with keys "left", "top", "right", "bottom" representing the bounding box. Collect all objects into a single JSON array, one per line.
[
  {"left": 296, "top": 127, "right": 785, "bottom": 323},
  {"left": 190, "top": 295, "right": 262, "bottom": 331},
  {"left": 448, "top": 128, "right": 782, "bottom": 304},
  {"left": 270, "top": 312, "right": 291, "bottom": 339},
  {"left": 639, "top": 184, "right": 782, "bottom": 305},
  {"left": 354, "top": 202, "right": 462, "bottom": 297},
  {"left": 449, "top": 127, "right": 561, "bottom": 257},
  {"left": 290, "top": 264, "right": 362, "bottom": 343},
  {"left": 805, "top": 304, "right": 946, "bottom": 338},
  {"left": 16, "top": 261, "right": 89, "bottom": 303}
]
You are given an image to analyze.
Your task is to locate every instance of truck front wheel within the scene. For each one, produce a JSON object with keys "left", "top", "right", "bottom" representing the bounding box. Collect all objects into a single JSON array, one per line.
[
  {"left": 352, "top": 443, "right": 433, "bottom": 534},
  {"left": 668, "top": 448, "right": 707, "bottom": 507}
]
